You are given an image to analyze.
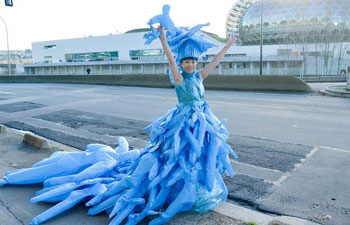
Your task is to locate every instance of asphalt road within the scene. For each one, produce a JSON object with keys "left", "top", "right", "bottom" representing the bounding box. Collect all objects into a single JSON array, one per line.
[{"left": 0, "top": 83, "right": 349, "bottom": 224}]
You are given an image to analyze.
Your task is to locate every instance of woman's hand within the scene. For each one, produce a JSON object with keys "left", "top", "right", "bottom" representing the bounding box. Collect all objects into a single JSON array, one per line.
[
  {"left": 158, "top": 25, "right": 166, "bottom": 42},
  {"left": 226, "top": 35, "right": 235, "bottom": 46}
]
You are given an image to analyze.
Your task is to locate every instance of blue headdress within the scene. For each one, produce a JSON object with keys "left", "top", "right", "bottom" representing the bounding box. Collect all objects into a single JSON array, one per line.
[{"left": 144, "top": 5, "right": 217, "bottom": 64}]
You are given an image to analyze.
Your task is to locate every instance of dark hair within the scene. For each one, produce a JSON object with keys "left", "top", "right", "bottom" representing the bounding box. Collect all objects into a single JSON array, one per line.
[{"left": 180, "top": 57, "right": 197, "bottom": 63}]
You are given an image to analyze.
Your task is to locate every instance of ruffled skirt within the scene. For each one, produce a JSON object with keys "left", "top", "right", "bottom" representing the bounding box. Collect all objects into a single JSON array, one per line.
[{"left": 133, "top": 100, "right": 238, "bottom": 223}]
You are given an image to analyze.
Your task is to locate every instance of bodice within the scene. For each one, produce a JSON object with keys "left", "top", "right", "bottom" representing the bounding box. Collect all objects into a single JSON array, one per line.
[{"left": 174, "top": 70, "right": 205, "bottom": 105}]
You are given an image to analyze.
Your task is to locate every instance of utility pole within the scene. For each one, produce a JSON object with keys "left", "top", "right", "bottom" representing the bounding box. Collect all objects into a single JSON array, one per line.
[
  {"left": 259, "top": 0, "right": 263, "bottom": 75},
  {"left": 0, "top": 15, "right": 11, "bottom": 75}
]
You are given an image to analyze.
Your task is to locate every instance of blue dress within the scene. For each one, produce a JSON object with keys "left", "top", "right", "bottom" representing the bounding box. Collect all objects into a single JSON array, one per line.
[{"left": 135, "top": 70, "right": 238, "bottom": 223}]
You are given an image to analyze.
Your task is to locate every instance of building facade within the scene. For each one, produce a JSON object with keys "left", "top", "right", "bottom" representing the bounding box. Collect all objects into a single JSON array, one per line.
[
  {"left": 23, "top": 30, "right": 307, "bottom": 77},
  {"left": 226, "top": 0, "right": 350, "bottom": 76}
]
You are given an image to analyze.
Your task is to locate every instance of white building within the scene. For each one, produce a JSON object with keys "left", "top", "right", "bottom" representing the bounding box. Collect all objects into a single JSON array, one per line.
[
  {"left": 23, "top": 30, "right": 311, "bottom": 76},
  {"left": 33, "top": 31, "right": 230, "bottom": 63}
]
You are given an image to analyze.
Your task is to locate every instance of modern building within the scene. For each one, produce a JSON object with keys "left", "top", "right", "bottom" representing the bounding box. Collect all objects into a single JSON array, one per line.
[
  {"left": 21, "top": 0, "right": 350, "bottom": 78},
  {"left": 226, "top": 0, "right": 350, "bottom": 76},
  {"left": 23, "top": 30, "right": 230, "bottom": 76}
]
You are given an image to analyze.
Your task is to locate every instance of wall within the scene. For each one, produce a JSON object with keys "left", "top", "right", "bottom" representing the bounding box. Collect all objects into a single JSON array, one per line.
[{"left": 0, "top": 74, "right": 313, "bottom": 93}]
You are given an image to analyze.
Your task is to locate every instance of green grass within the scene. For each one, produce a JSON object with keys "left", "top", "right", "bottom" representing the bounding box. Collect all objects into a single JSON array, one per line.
[{"left": 247, "top": 222, "right": 257, "bottom": 225}]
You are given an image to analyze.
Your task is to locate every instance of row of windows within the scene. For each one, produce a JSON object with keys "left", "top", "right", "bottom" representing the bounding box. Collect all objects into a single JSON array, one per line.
[
  {"left": 129, "top": 49, "right": 164, "bottom": 57},
  {"left": 65, "top": 51, "right": 119, "bottom": 62},
  {"left": 43, "top": 45, "right": 56, "bottom": 49},
  {"left": 59, "top": 49, "right": 165, "bottom": 62},
  {"left": 239, "top": 28, "right": 350, "bottom": 45},
  {"left": 302, "top": 51, "right": 334, "bottom": 57},
  {"left": 277, "top": 49, "right": 335, "bottom": 57}
]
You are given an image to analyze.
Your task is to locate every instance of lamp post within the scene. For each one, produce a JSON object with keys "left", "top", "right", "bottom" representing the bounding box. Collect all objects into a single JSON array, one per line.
[
  {"left": 259, "top": 0, "right": 263, "bottom": 75},
  {"left": 0, "top": 15, "right": 11, "bottom": 75}
]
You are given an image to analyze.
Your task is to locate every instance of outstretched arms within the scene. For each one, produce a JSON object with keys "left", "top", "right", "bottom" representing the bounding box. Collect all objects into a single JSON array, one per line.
[
  {"left": 199, "top": 36, "right": 235, "bottom": 80},
  {"left": 159, "top": 27, "right": 183, "bottom": 85}
]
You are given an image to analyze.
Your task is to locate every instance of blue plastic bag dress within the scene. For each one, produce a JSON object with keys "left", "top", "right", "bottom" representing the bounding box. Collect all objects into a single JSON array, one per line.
[{"left": 87, "top": 69, "right": 237, "bottom": 225}]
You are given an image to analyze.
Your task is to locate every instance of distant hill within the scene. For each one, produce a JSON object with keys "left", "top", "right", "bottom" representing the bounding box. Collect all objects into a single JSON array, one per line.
[
  {"left": 125, "top": 28, "right": 151, "bottom": 33},
  {"left": 201, "top": 31, "right": 227, "bottom": 43},
  {"left": 125, "top": 28, "right": 227, "bottom": 43}
]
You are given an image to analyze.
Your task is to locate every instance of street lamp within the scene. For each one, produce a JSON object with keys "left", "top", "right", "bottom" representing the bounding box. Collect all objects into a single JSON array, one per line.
[
  {"left": 259, "top": 0, "right": 263, "bottom": 75},
  {"left": 0, "top": 15, "right": 11, "bottom": 75}
]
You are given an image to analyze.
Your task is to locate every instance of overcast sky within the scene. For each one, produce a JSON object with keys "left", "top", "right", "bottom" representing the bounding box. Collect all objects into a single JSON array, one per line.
[{"left": 0, "top": 0, "right": 234, "bottom": 51}]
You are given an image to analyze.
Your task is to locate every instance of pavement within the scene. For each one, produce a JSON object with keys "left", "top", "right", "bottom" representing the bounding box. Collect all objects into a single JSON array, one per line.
[
  {"left": 0, "top": 82, "right": 349, "bottom": 225},
  {"left": 0, "top": 125, "right": 319, "bottom": 225},
  {"left": 307, "top": 82, "right": 346, "bottom": 92}
]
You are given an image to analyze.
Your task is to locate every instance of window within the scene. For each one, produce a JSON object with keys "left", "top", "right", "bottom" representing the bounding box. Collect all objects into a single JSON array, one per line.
[
  {"left": 224, "top": 53, "right": 247, "bottom": 57},
  {"left": 237, "top": 62, "right": 246, "bottom": 68},
  {"left": 129, "top": 49, "right": 164, "bottom": 60},
  {"left": 65, "top": 51, "right": 119, "bottom": 62},
  {"left": 44, "top": 45, "right": 57, "bottom": 49},
  {"left": 302, "top": 51, "right": 334, "bottom": 57},
  {"left": 277, "top": 49, "right": 292, "bottom": 56}
]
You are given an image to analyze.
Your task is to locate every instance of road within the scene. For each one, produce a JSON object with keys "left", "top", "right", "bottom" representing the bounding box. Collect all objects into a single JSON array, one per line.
[{"left": 0, "top": 83, "right": 349, "bottom": 224}]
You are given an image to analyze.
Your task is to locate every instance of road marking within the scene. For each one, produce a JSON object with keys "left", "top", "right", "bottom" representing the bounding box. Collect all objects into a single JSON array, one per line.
[
  {"left": 230, "top": 159, "right": 284, "bottom": 182},
  {"left": 0, "top": 91, "right": 15, "bottom": 95},
  {"left": 274, "top": 146, "right": 320, "bottom": 186},
  {"left": 319, "top": 145, "right": 350, "bottom": 153}
]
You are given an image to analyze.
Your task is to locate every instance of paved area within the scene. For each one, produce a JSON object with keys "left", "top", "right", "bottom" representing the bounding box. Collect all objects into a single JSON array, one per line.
[
  {"left": 258, "top": 147, "right": 350, "bottom": 225},
  {"left": 0, "top": 129, "right": 246, "bottom": 225},
  {"left": 1, "top": 83, "right": 350, "bottom": 225},
  {"left": 307, "top": 82, "right": 346, "bottom": 91}
]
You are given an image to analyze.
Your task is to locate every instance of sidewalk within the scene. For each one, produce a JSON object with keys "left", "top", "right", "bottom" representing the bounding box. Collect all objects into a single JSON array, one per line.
[
  {"left": 307, "top": 82, "right": 346, "bottom": 92},
  {"left": 0, "top": 125, "right": 318, "bottom": 225}
]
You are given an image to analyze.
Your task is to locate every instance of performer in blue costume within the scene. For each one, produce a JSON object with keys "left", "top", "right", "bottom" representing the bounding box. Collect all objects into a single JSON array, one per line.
[{"left": 0, "top": 5, "right": 237, "bottom": 225}]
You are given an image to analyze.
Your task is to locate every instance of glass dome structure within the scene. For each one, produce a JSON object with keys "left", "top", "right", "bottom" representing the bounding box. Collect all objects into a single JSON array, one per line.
[{"left": 226, "top": 0, "right": 350, "bottom": 46}]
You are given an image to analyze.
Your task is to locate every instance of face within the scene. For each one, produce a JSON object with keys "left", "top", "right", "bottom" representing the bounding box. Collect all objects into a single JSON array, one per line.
[{"left": 180, "top": 59, "right": 197, "bottom": 73}]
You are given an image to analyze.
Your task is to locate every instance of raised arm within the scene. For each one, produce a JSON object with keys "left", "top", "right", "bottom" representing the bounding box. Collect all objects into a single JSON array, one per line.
[
  {"left": 159, "top": 27, "right": 183, "bottom": 85},
  {"left": 199, "top": 37, "right": 235, "bottom": 80}
]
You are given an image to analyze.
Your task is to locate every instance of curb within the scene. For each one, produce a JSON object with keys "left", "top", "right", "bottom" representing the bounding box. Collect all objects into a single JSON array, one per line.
[
  {"left": 214, "top": 202, "right": 319, "bottom": 225},
  {"left": 23, "top": 132, "right": 49, "bottom": 149},
  {"left": 2, "top": 125, "right": 80, "bottom": 152},
  {"left": 214, "top": 201, "right": 271, "bottom": 224},
  {"left": 0, "top": 124, "right": 7, "bottom": 133},
  {"left": 319, "top": 86, "right": 350, "bottom": 98},
  {"left": 0, "top": 124, "right": 320, "bottom": 225}
]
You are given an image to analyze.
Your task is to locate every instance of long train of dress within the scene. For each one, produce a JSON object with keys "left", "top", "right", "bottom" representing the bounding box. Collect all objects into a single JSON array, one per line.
[{"left": 0, "top": 101, "right": 237, "bottom": 225}]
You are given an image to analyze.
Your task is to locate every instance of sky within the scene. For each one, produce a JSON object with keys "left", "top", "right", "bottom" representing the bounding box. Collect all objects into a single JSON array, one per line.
[{"left": 0, "top": 0, "right": 234, "bottom": 51}]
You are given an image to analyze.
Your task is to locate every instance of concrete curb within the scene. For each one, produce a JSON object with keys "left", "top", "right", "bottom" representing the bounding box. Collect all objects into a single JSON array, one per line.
[
  {"left": 0, "top": 124, "right": 7, "bottom": 133},
  {"left": 214, "top": 202, "right": 320, "bottom": 225},
  {"left": 3, "top": 125, "right": 80, "bottom": 152},
  {"left": 0, "top": 75, "right": 313, "bottom": 93},
  {"left": 23, "top": 132, "right": 49, "bottom": 149},
  {"left": 319, "top": 86, "right": 350, "bottom": 98},
  {"left": 214, "top": 201, "right": 272, "bottom": 224},
  {"left": 0, "top": 124, "right": 319, "bottom": 225}
]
